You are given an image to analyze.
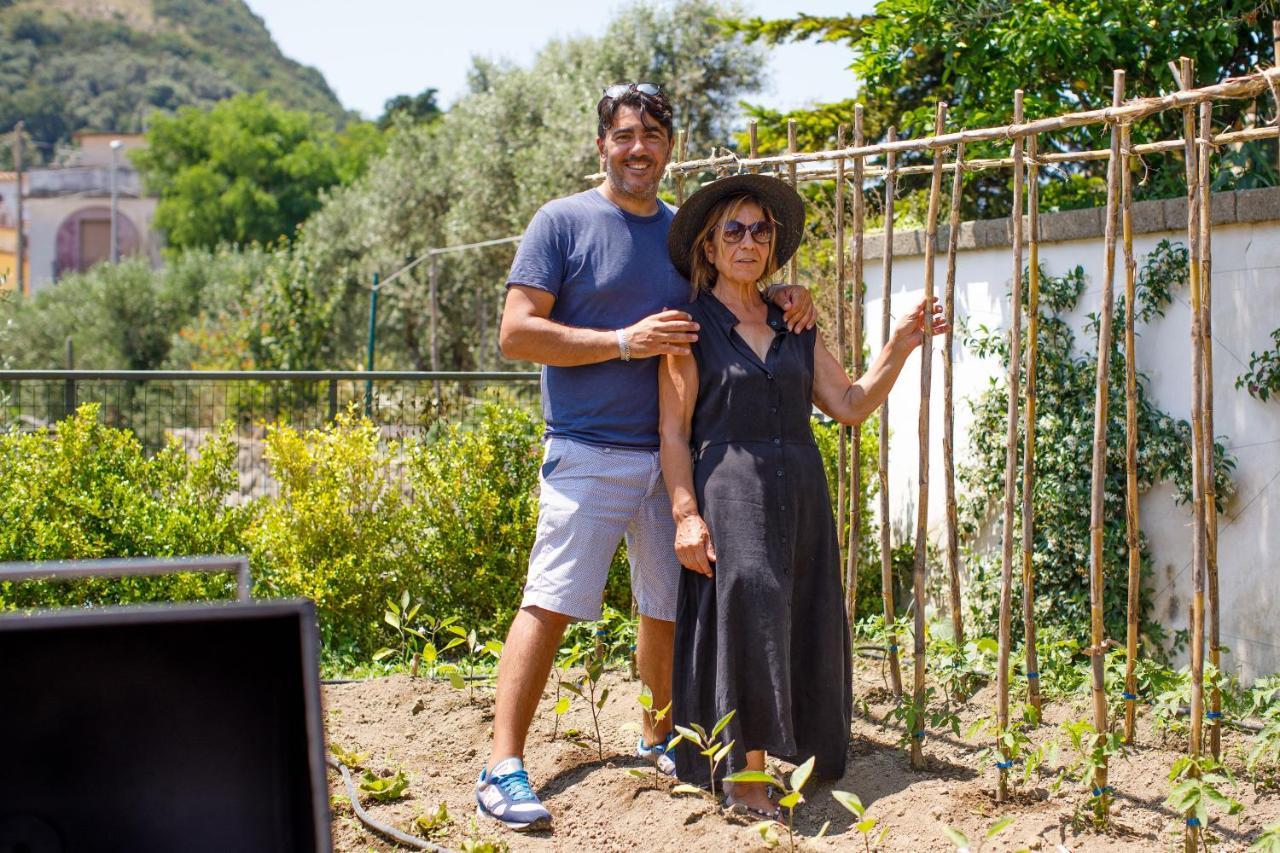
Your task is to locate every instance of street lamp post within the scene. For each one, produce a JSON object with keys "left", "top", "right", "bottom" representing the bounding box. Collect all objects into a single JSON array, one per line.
[{"left": 109, "top": 139, "right": 122, "bottom": 263}]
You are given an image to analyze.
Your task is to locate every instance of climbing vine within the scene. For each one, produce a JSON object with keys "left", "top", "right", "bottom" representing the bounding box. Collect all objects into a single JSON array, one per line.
[{"left": 957, "top": 240, "right": 1235, "bottom": 648}]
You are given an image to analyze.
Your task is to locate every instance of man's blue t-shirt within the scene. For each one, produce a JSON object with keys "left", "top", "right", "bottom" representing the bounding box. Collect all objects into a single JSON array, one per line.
[{"left": 507, "top": 188, "right": 691, "bottom": 449}]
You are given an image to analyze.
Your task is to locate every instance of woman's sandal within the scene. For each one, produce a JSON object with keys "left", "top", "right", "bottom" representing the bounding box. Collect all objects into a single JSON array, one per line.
[{"left": 724, "top": 793, "right": 783, "bottom": 822}]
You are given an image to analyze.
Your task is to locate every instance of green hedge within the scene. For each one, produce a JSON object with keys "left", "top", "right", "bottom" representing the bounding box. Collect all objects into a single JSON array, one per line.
[{"left": 0, "top": 398, "right": 887, "bottom": 659}]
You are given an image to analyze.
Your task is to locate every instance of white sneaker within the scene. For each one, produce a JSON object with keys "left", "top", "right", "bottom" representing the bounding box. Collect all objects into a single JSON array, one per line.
[{"left": 475, "top": 757, "right": 551, "bottom": 831}]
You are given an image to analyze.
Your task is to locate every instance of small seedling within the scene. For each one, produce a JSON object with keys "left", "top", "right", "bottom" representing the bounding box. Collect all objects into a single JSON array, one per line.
[
  {"left": 1056, "top": 718, "right": 1127, "bottom": 828},
  {"left": 412, "top": 802, "right": 451, "bottom": 839},
  {"left": 1250, "top": 822, "right": 1280, "bottom": 852},
  {"left": 328, "top": 742, "right": 367, "bottom": 770},
  {"left": 459, "top": 817, "right": 510, "bottom": 853},
  {"left": 359, "top": 768, "right": 410, "bottom": 803},
  {"left": 749, "top": 819, "right": 781, "bottom": 848},
  {"left": 889, "top": 686, "right": 960, "bottom": 757},
  {"left": 971, "top": 703, "right": 1051, "bottom": 795},
  {"left": 668, "top": 709, "right": 736, "bottom": 799},
  {"left": 1163, "top": 754, "right": 1243, "bottom": 848},
  {"left": 561, "top": 654, "right": 609, "bottom": 758},
  {"left": 941, "top": 815, "right": 1015, "bottom": 852},
  {"left": 724, "top": 755, "right": 815, "bottom": 853},
  {"left": 550, "top": 644, "right": 583, "bottom": 742},
  {"left": 833, "top": 790, "right": 890, "bottom": 853},
  {"left": 629, "top": 684, "right": 673, "bottom": 779}
]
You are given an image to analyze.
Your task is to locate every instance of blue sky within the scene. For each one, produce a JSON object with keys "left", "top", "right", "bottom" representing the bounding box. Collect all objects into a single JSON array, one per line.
[{"left": 244, "top": 1, "right": 877, "bottom": 119}]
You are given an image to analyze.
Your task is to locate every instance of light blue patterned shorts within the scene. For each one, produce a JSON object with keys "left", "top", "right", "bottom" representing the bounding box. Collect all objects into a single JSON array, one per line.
[{"left": 521, "top": 436, "right": 680, "bottom": 622}]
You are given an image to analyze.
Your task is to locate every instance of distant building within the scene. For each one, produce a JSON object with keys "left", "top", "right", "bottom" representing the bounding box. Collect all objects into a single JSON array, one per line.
[{"left": 0, "top": 132, "right": 161, "bottom": 294}]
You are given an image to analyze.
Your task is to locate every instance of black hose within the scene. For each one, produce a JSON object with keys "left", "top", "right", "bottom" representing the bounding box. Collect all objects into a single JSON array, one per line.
[{"left": 326, "top": 756, "right": 455, "bottom": 852}]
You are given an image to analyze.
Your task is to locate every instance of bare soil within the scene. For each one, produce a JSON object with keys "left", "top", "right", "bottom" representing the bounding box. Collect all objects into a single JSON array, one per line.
[{"left": 324, "top": 661, "right": 1278, "bottom": 852}]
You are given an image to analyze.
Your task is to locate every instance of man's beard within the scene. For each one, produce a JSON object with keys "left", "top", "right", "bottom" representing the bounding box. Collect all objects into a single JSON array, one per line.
[{"left": 604, "top": 157, "right": 662, "bottom": 203}]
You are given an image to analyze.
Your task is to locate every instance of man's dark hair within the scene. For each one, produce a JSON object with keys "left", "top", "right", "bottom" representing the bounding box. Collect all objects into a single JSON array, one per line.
[{"left": 596, "top": 87, "right": 674, "bottom": 140}]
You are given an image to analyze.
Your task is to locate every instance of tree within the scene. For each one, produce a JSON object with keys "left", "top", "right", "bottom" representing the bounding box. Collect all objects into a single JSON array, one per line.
[
  {"left": 225, "top": 0, "right": 766, "bottom": 371},
  {"left": 729, "top": 1, "right": 1275, "bottom": 216},
  {"left": 133, "top": 93, "right": 382, "bottom": 250},
  {"left": 377, "top": 88, "right": 442, "bottom": 129}
]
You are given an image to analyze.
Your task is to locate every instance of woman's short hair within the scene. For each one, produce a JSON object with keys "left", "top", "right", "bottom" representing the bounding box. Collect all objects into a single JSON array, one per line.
[{"left": 685, "top": 193, "right": 780, "bottom": 297}]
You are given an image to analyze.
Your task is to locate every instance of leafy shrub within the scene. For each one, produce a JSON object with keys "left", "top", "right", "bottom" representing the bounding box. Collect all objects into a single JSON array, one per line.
[
  {"left": 0, "top": 405, "right": 252, "bottom": 608},
  {"left": 245, "top": 409, "right": 410, "bottom": 651}
]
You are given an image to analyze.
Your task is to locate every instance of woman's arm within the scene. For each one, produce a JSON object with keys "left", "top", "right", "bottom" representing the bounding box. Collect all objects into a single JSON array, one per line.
[
  {"left": 658, "top": 352, "right": 715, "bottom": 576},
  {"left": 812, "top": 296, "right": 947, "bottom": 426}
]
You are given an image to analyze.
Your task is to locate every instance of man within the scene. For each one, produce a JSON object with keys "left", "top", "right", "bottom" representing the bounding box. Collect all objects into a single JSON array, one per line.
[{"left": 476, "top": 83, "right": 815, "bottom": 832}]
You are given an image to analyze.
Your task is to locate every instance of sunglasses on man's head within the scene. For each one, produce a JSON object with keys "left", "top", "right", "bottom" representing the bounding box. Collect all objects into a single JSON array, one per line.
[
  {"left": 720, "top": 219, "right": 775, "bottom": 244},
  {"left": 602, "top": 82, "right": 662, "bottom": 99}
]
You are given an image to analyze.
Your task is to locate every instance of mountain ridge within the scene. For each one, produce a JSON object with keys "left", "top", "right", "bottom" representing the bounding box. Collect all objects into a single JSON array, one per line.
[{"left": 0, "top": 0, "right": 350, "bottom": 166}]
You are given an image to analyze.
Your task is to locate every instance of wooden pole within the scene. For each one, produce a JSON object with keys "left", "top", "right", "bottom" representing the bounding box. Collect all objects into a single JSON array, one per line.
[
  {"left": 847, "top": 105, "right": 867, "bottom": 623},
  {"left": 748, "top": 120, "right": 759, "bottom": 169},
  {"left": 675, "top": 130, "right": 688, "bottom": 205},
  {"left": 943, "top": 139, "right": 966, "bottom": 651},
  {"left": 1121, "top": 122, "right": 1142, "bottom": 745},
  {"left": 910, "top": 102, "right": 947, "bottom": 770},
  {"left": 1198, "top": 101, "right": 1221, "bottom": 762},
  {"left": 13, "top": 121, "right": 24, "bottom": 297},
  {"left": 788, "top": 120, "right": 798, "bottom": 287},
  {"left": 428, "top": 255, "right": 441, "bottom": 404},
  {"left": 1275, "top": 22, "right": 1280, "bottom": 182},
  {"left": 1085, "top": 68, "right": 1124, "bottom": 824},
  {"left": 1021, "top": 132, "right": 1043, "bottom": 718},
  {"left": 1181, "top": 55, "right": 1208, "bottom": 853},
  {"left": 996, "top": 91, "right": 1026, "bottom": 804},
  {"left": 837, "top": 123, "right": 849, "bottom": 559},
  {"left": 879, "top": 126, "right": 903, "bottom": 698}
]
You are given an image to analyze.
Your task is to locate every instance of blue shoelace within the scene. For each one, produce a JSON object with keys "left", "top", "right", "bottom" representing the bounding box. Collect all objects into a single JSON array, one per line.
[{"left": 493, "top": 767, "right": 536, "bottom": 802}]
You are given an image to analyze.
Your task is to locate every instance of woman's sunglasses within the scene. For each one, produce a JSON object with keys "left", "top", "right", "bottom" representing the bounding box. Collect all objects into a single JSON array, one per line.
[
  {"left": 720, "top": 219, "right": 775, "bottom": 244},
  {"left": 602, "top": 82, "right": 663, "bottom": 99}
]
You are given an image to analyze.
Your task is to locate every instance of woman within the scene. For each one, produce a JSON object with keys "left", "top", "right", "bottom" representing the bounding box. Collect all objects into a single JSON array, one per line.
[{"left": 659, "top": 174, "right": 945, "bottom": 816}]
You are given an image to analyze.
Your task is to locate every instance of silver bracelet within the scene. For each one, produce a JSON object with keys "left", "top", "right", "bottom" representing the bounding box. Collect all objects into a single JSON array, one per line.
[{"left": 616, "top": 329, "right": 631, "bottom": 362}]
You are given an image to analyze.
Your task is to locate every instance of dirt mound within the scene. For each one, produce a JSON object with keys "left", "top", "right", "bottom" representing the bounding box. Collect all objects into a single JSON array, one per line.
[{"left": 324, "top": 663, "right": 1278, "bottom": 852}]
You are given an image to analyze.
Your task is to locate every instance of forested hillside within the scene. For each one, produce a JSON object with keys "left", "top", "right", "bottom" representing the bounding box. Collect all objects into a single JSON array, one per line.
[{"left": 0, "top": 0, "right": 348, "bottom": 167}]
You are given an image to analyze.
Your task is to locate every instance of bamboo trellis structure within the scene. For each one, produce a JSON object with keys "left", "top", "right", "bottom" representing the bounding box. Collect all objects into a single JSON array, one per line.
[
  {"left": 879, "top": 127, "right": 904, "bottom": 699},
  {"left": 628, "top": 51, "right": 1280, "bottom": 823},
  {"left": 995, "top": 90, "right": 1026, "bottom": 803},
  {"left": 942, "top": 140, "right": 966, "bottom": 652}
]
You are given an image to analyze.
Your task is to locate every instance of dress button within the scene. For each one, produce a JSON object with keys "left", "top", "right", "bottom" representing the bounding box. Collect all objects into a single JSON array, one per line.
[
  {"left": 772, "top": 438, "right": 780, "bottom": 445},
  {"left": 770, "top": 407, "right": 778, "bottom": 414},
  {"left": 766, "top": 373, "right": 774, "bottom": 380},
  {"left": 780, "top": 505, "right": 787, "bottom": 512},
  {"left": 775, "top": 469, "right": 784, "bottom": 477}
]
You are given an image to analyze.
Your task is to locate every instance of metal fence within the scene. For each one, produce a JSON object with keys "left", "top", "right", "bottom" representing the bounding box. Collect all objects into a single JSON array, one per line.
[{"left": 0, "top": 370, "right": 541, "bottom": 497}]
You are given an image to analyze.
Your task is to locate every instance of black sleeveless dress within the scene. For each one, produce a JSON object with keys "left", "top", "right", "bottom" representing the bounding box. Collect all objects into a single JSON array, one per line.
[{"left": 671, "top": 291, "right": 852, "bottom": 786}]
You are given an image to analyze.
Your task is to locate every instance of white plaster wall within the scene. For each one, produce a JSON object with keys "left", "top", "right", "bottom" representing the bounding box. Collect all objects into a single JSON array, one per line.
[
  {"left": 865, "top": 220, "right": 1280, "bottom": 681},
  {"left": 26, "top": 196, "right": 160, "bottom": 292}
]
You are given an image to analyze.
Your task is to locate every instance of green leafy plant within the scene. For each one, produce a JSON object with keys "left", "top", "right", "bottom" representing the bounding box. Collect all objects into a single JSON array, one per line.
[
  {"left": 359, "top": 769, "right": 410, "bottom": 803},
  {"left": 971, "top": 702, "right": 1052, "bottom": 794},
  {"left": 832, "top": 790, "right": 890, "bottom": 853},
  {"left": 1238, "top": 328, "right": 1280, "bottom": 402},
  {"left": 1056, "top": 718, "right": 1127, "bottom": 828},
  {"left": 889, "top": 686, "right": 960, "bottom": 755},
  {"left": 1247, "top": 676, "right": 1280, "bottom": 786},
  {"left": 1250, "top": 822, "right": 1280, "bottom": 852},
  {"left": 1163, "top": 755, "right": 1243, "bottom": 847},
  {"left": 629, "top": 684, "right": 673, "bottom": 780},
  {"left": 942, "top": 816, "right": 1015, "bottom": 853},
  {"left": 328, "top": 742, "right": 367, "bottom": 771},
  {"left": 725, "top": 756, "right": 815, "bottom": 853},
  {"left": 412, "top": 802, "right": 451, "bottom": 840},
  {"left": 549, "top": 644, "right": 584, "bottom": 742},
  {"left": 669, "top": 710, "right": 737, "bottom": 800},
  {"left": 560, "top": 652, "right": 610, "bottom": 760}
]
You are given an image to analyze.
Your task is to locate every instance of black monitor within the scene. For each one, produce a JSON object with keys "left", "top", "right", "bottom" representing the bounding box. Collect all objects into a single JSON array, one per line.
[{"left": 0, "top": 600, "right": 331, "bottom": 853}]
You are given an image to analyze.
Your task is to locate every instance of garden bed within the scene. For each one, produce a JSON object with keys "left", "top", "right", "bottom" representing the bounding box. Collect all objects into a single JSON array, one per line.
[{"left": 324, "top": 662, "right": 1279, "bottom": 852}]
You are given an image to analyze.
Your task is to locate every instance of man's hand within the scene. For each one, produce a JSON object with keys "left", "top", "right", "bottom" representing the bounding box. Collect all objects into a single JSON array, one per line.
[
  {"left": 770, "top": 284, "right": 817, "bottom": 332},
  {"left": 674, "top": 514, "right": 715, "bottom": 576},
  {"left": 625, "top": 309, "right": 700, "bottom": 359},
  {"left": 890, "top": 296, "right": 948, "bottom": 352}
]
